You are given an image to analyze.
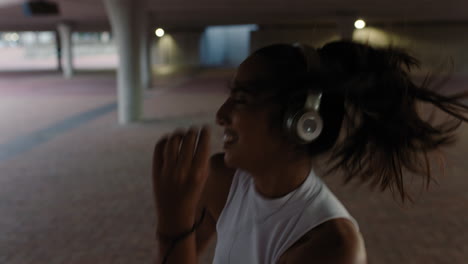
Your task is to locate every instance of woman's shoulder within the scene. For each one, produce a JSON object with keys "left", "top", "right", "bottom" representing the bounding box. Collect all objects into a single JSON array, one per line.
[{"left": 278, "top": 218, "right": 367, "bottom": 264}]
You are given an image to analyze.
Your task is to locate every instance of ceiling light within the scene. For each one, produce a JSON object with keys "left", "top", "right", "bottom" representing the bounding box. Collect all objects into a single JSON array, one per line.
[
  {"left": 10, "top": 33, "right": 19, "bottom": 41},
  {"left": 155, "top": 28, "right": 165, "bottom": 37},
  {"left": 354, "top": 19, "right": 366, "bottom": 29}
]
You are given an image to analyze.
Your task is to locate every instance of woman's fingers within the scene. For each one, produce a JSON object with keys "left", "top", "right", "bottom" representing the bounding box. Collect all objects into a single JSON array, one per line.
[
  {"left": 157, "top": 125, "right": 211, "bottom": 186},
  {"left": 152, "top": 136, "right": 168, "bottom": 182},
  {"left": 176, "top": 127, "right": 198, "bottom": 181},
  {"left": 153, "top": 125, "right": 211, "bottom": 218},
  {"left": 191, "top": 125, "right": 211, "bottom": 182},
  {"left": 162, "top": 130, "right": 185, "bottom": 178}
]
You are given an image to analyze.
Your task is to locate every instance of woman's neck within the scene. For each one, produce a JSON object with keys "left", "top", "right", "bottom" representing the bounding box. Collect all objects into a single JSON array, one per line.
[{"left": 248, "top": 154, "right": 313, "bottom": 199}]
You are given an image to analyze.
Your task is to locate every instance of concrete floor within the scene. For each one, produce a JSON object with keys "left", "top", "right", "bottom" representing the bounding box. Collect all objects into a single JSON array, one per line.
[{"left": 0, "top": 69, "right": 467, "bottom": 264}]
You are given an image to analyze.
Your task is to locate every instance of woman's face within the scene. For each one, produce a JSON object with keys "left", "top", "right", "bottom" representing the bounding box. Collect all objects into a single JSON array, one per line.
[{"left": 216, "top": 55, "right": 291, "bottom": 170}]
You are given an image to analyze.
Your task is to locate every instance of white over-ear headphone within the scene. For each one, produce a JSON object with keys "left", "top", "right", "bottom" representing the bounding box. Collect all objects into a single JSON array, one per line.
[{"left": 283, "top": 43, "right": 324, "bottom": 144}]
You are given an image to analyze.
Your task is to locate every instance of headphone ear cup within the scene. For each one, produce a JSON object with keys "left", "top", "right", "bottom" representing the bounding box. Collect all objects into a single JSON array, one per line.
[
  {"left": 283, "top": 107, "right": 301, "bottom": 142},
  {"left": 295, "top": 110, "right": 323, "bottom": 143},
  {"left": 284, "top": 108, "right": 323, "bottom": 144}
]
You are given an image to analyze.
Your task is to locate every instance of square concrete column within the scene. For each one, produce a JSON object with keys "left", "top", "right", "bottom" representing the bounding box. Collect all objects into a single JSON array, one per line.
[
  {"left": 54, "top": 30, "right": 62, "bottom": 72},
  {"left": 140, "top": 13, "right": 153, "bottom": 90},
  {"left": 104, "top": 0, "right": 145, "bottom": 124},
  {"left": 57, "top": 23, "right": 74, "bottom": 78}
]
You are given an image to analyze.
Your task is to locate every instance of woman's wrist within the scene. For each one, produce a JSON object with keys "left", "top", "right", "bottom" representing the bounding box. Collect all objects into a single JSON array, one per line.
[
  {"left": 157, "top": 219, "right": 194, "bottom": 238},
  {"left": 157, "top": 215, "right": 195, "bottom": 236},
  {"left": 155, "top": 228, "right": 196, "bottom": 245},
  {"left": 156, "top": 208, "right": 206, "bottom": 243}
]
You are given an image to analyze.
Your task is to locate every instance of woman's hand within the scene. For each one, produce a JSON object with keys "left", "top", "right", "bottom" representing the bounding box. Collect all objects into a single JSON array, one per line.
[{"left": 152, "top": 125, "right": 211, "bottom": 235}]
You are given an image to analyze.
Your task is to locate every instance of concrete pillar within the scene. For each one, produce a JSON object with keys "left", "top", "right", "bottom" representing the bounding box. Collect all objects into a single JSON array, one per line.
[
  {"left": 336, "top": 16, "right": 355, "bottom": 40},
  {"left": 104, "top": 0, "right": 144, "bottom": 124},
  {"left": 57, "top": 23, "right": 74, "bottom": 78},
  {"left": 140, "top": 14, "right": 153, "bottom": 89},
  {"left": 54, "top": 30, "right": 62, "bottom": 72}
]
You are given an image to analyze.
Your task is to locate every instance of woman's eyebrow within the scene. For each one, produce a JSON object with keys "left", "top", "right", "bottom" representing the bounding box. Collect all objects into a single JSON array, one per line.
[{"left": 228, "top": 81, "right": 253, "bottom": 94}]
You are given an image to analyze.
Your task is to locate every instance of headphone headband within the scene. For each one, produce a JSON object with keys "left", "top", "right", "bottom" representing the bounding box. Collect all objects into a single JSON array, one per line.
[
  {"left": 293, "top": 43, "right": 323, "bottom": 112},
  {"left": 282, "top": 43, "right": 324, "bottom": 144},
  {"left": 305, "top": 92, "right": 322, "bottom": 112}
]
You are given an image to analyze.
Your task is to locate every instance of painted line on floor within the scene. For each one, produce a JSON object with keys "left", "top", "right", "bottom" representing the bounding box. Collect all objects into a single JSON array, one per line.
[
  {"left": 0, "top": 102, "right": 117, "bottom": 163},
  {"left": 0, "top": 72, "right": 205, "bottom": 164}
]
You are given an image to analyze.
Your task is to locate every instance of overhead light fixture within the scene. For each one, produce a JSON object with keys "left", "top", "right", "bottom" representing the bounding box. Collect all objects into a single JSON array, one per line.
[
  {"left": 23, "top": 1, "right": 60, "bottom": 16},
  {"left": 10, "top": 33, "right": 19, "bottom": 41},
  {"left": 155, "top": 28, "right": 165, "bottom": 37},
  {"left": 4, "top": 32, "right": 19, "bottom": 42},
  {"left": 354, "top": 19, "right": 366, "bottom": 29}
]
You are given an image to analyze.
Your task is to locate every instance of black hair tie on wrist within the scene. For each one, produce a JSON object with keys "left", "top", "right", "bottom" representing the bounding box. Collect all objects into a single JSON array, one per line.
[{"left": 159, "top": 207, "right": 207, "bottom": 264}]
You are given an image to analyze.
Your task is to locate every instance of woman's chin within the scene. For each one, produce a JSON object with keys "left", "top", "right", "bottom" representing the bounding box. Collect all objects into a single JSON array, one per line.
[{"left": 223, "top": 150, "right": 237, "bottom": 168}]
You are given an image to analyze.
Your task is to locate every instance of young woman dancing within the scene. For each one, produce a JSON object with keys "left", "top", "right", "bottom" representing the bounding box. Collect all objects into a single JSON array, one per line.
[{"left": 152, "top": 41, "right": 468, "bottom": 264}]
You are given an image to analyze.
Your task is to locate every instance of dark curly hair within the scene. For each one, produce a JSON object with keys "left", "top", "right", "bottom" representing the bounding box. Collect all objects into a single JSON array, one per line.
[{"left": 249, "top": 41, "right": 468, "bottom": 202}]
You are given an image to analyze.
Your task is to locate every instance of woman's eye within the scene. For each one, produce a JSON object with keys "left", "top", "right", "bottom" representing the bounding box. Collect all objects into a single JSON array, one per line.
[
  {"left": 231, "top": 98, "right": 247, "bottom": 104},
  {"left": 229, "top": 94, "right": 249, "bottom": 104},
  {"left": 234, "top": 96, "right": 247, "bottom": 101}
]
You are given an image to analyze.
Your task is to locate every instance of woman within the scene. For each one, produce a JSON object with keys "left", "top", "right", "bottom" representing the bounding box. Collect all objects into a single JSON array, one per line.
[{"left": 152, "top": 41, "right": 468, "bottom": 264}]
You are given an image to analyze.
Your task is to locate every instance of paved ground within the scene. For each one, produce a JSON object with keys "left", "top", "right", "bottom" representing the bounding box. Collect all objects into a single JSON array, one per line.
[{"left": 0, "top": 68, "right": 467, "bottom": 264}]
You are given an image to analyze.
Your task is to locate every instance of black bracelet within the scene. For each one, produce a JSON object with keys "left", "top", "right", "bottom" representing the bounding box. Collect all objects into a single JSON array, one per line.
[{"left": 159, "top": 207, "right": 207, "bottom": 264}]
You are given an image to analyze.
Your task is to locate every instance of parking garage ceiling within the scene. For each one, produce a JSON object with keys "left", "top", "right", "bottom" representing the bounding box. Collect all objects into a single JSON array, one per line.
[{"left": 0, "top": 0, "right": 467, "bottom": 31}]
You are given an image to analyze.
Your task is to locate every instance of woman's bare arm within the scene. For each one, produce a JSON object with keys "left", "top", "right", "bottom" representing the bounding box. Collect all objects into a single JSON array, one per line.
[
  {"left": 155, "top": 151, "right": 234, "bottom": 263},
  {"left": 195, "top": 153, "right": 235, "bottom": 257},
  {"left": 153, "top": 127, "right": 211, "bottom": 264},
  {"left": 195, "top": 205, "right": 217, "bottom": 257},
  {"left": 279, "top": 218, "right": 367, "bottom": 264}
]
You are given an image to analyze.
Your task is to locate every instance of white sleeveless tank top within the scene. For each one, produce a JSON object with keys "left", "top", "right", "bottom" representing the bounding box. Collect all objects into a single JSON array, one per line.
[{"left": 212, "top": 164, "right": 358, "bottom": 264}]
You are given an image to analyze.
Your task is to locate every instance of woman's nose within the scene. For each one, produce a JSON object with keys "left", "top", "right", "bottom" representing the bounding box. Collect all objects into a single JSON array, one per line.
[{"left": 216, "top": 99, "right": 232, "bottom": 126}]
